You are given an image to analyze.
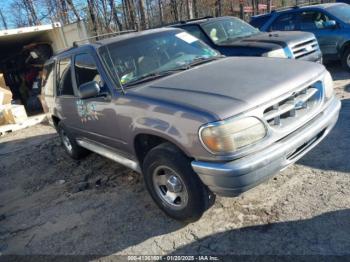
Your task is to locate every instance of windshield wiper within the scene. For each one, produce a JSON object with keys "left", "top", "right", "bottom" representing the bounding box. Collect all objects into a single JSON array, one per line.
[
  {"left": 186, "top": 55, "right": 224, "bottom": 67},
  {"left": 124, "top": 67, "right": 188, "bottom": 87}
]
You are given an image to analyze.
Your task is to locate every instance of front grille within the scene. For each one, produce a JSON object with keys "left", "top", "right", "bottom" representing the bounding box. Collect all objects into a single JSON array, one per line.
[
  {"left": 291, "top": 38, "right": 319, "bottom": 59},
  {"left": 263, "top": 83, "right": 322, "bottom": 129}
]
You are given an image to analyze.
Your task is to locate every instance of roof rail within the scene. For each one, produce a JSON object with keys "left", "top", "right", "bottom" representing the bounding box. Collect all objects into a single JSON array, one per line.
[
  {"left": 179, "top": 16, "right": 213, "bottom": 24},
  {"left": 272, "top": 1, "right": 321, "bottom": 12},
  {"left": 72, "top": 30, "right": 136, "bottom": 47}
]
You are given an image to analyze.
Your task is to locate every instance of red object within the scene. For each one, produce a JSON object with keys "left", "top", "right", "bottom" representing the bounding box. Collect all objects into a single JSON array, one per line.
[{"left": 24, "top": 68, "right": 38, "bottom": 90}]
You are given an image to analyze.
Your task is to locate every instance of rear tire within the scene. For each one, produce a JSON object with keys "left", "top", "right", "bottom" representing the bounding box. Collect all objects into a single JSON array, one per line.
[
  {"left": 142, "top": 143, "right": 214, "bottom": 222},
  {"left": 57, "top": 122, "right": 89, "bottom": 160},
  {"left": 341, "top": 48, "right": 350, "bottom": 71}
]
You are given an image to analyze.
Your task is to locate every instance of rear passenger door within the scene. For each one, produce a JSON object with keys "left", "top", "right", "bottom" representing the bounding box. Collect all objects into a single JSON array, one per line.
[
  {"left": 269, "top": 13, "right": 299, "bottom": 31},
  {"left": 56, "top": 56, "right": 82, "bottom": 132}
]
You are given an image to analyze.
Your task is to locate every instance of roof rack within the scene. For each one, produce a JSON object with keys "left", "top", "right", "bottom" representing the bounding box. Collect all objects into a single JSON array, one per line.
[
  {"left": 72, "top": 30, "right": 136, "bottom": 47},
  {"left": 163, "top": 16, "right": 213, "bottom": 27},
  {"left": 179, "top": 16, "right": 213, "bottom": 24}
]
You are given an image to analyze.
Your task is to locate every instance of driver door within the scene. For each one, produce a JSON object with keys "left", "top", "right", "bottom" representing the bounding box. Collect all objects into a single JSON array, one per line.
[
  {"left": 296, "top": 10, "right": 341, "bottom": 57},
  {"left": 72, "top": 52, "right": 124, "bottom": 151}
]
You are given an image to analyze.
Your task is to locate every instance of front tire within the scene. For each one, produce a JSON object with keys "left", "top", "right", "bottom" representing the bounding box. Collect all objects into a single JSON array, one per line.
[
  {"left": 341, "top": 48, "right": 350, "bottom": 71},
  {"left": 142, "top": 143, "right": 213, "bottom": 222}
]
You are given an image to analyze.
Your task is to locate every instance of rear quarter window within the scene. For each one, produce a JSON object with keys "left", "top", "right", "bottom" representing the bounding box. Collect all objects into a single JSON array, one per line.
[
  {"left": 57, "top": 57, "right": 74, "bottom": 96},
  {"left": 41, "top": 62, "right": 55, "bottom": 97},
  {"left": 181, "top": 25, "right": 208, "bottom": 42},
  {"left": 269, "top": 13, "right": 298, "bottom": 31}
]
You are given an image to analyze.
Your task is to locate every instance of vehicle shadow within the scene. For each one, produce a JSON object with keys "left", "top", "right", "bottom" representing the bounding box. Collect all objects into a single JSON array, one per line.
[
  {"left": 326, "top": 62, "right": 350, "bottom": 82},
  {"left": 297, "top": 99, "right": 350, "bottom": 173},
  {"left": 169, "top": 209, "right": 350, "bottom": 255}
]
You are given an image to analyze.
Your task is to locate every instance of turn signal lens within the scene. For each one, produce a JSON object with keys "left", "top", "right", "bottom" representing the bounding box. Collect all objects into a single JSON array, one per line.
[{"left": 324, "top": 71, "right": 334, "bottom": 100}]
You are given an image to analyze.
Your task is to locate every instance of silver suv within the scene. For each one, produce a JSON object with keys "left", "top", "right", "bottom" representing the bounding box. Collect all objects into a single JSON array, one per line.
[{"left": 41, "top": 28, "right": 341, "bottom": 221}]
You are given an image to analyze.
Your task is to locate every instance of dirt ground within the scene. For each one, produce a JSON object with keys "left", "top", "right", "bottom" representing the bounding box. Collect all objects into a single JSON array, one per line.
[{"left": 0, "top": 63, "right": 349, "bottom": 258}]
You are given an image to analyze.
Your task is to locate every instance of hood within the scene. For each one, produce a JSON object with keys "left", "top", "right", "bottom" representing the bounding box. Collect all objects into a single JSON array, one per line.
[
  {"left": 219, "top": 31, "right": 316, "bottom": 49},
  {"left": 129, "top": 57, "right": 325, "bottom": 120}
]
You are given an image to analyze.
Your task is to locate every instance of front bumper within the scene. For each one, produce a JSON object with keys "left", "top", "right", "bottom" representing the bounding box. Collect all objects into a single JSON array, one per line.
[{"left": 191, "top": 97, "right": 341, "bottom": 197}]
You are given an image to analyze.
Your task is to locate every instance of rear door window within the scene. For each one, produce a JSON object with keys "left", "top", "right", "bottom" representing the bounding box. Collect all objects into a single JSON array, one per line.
[
  {"left": 57, "top": 57, "right": 74, "bottom": 96},
  {"left": 270, "top": 13, "right": 298, "bottom": 31},
  {"left": 74, "top": 53, "right": 108, "bottom": 93}
]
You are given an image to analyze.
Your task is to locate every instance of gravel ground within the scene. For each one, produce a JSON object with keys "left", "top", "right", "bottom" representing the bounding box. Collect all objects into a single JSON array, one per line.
[{"left": 0, "top": 63, "right": 349, "bottom": 258}]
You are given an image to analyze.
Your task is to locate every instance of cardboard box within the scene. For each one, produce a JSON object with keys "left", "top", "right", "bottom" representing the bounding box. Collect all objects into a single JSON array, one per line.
[
  {"left": 0, "top": 73, "right": 7, "bottom": 89},
  {"left": 0, "top": 106, "right": 6, "bottom": 125},
  {"left": 0, "top": 86, "right": 12, "bottom": 105},
  {"left": 2, "top": 104, "right": 28, "bottom": 124}
]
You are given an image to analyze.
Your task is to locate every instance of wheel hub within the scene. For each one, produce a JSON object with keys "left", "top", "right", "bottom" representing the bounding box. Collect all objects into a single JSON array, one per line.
[
  {"left": 166, "top": 175, "right": 183, "bottom": 193},
  {"left": 61, "top": 130, "right": 72, "bottom": 152},
  {"left": 347, "top": 54, "right": 350, "bottom": 68},
  {"left": 152, "top": 166, "right": 188, "bottom": 210}
]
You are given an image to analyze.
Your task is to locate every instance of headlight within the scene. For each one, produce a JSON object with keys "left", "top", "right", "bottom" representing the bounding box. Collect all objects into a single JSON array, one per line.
[
  {"left": 324, "top": 71, "right": 334, "bottom": 100},
  {"left": 200, "top": 117, "right": 267, "bottom": 154},
  {"left": 263, "top": 49, "right": 287, "bottom": 58}
]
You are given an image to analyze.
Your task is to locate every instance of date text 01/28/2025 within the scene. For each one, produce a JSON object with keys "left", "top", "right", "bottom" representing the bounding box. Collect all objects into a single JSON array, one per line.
[{"left": 127, "top": 255, "right": 220, "bottom": 261}]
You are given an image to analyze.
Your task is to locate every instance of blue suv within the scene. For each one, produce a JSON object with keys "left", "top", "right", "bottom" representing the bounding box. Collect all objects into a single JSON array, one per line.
[{"left": 251, "top": 3, "right": 350, "bottom": 70}]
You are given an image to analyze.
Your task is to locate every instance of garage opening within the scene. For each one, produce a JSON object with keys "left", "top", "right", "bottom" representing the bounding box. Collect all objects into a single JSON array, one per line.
[{"left": 0, "top": 22, "right": 89, "bottom": 122}]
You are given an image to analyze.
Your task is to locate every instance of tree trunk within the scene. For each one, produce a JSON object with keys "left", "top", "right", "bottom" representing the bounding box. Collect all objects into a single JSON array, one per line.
[
  {"left": 158, "top": 0, "right": 163, "bottom": 25},
  {"left": 215, "top": 0, "right": 222, "bottom": 17},
  {"left": 186, "top": 0, "right": 193, "bottom": 19},
  {"left": 170, "top": 0, "right": 178, "bottom": 21},
  {"left": 126, "top": 0, "right": 137, "bottom": 30},
  {"left": 0, "top": 9, "right": 8, "bottom": 30},
  {"left": 138, "top": 0, "right": 148, "bottom": 29},
  {"left": 87, "top": 0, "right": 98, "bottom": 36},
  {"left": 66, "top": 0, "right": 81, "bottom": 21},
  {"left": 267, "top": 0, "right": 272, "bottom": 12},
  {"left": 23, "top": 0, "right": 40, "bottom": 25},
  {"left": 193, "top": 0, "right": 198, "bottom": 18},
  {"left": 109, "top": 0, "right": 123, "bottom": 31},
  {"left": 59, "top": 0, "right": 69, "bottom": 24}
]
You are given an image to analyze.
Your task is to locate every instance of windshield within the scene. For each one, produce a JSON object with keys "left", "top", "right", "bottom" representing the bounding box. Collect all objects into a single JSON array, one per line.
[
  {"left": 99, "top": 31, "right": 219, "bottom": 87},
  {"left": 327, "top": 4, "right": 350, "bottom": 24},
  {"left": 201, "top": 17, "right": 260, "bottom": 45}
]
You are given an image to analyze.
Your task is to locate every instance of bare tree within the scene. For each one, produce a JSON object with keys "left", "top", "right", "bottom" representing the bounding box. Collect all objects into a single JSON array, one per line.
[
  {"left": 0, "top": 9, "right": 8, "bottom": 30},
  {"left": 170, "top": 0, "right": 178, "bottom": 21},
  {"left": 87, "top": 0, "right": 98, "bottom": 35},
  {"left": 267, "top": 0, "right": 272, "bottom": 12},
  {"left": 22, "top": 0, "right": 40, "bottom": 25},
  {"left": 58, "top": 0, "right": 70, "bottom": 24},
  {"left": 215, "top": 0, "right": 222, "bottom": 16},
  {"left": 138, "top": 0, "right": 149, "bottom": 29},
  {"left": 193, "top": 0, "right": 198, "bottom": 18},
  {"left": 158, "top": 0, "right": 163, "bottom": 25},
  {"left": 109, "top": 0, "right": 123, "bottom": 31},
  {"left": 186, "top": 0, "right": 193, "bottom": 19},
  {"left": 66, "top": 0, "right": 81, "bottom": 21}
]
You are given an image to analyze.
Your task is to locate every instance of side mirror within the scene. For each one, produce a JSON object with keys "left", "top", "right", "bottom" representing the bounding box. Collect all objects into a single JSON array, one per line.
[
  {"left": 78, "top": 81, "right": 100, "bottom": 99},
  {"left": 323, "top": 20, "right": 337, "bottom": 29}
]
